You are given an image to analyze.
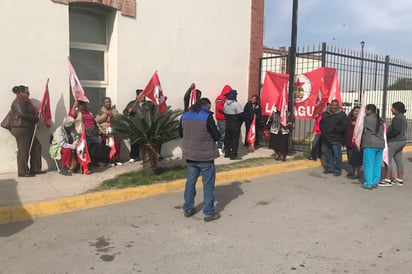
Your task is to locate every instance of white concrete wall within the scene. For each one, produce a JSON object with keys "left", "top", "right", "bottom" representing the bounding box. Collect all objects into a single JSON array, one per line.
[{"left": 0, "top": 0, "right": 252, "bottom": 173}]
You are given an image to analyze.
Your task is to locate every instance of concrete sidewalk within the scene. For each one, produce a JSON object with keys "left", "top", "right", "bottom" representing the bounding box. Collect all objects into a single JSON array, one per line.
[{"left": 1, "top": 145, "right": 410, "bottom": 224}]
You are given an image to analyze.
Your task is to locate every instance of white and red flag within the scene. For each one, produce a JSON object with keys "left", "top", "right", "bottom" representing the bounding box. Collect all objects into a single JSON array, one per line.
[
  {"left": 189, "top": 85, "right": 197, "bottom": 109},
  {"left": 68, "top": 57, "right": 89, "bottom": 103},
  {"left": 382, "top": 123, "right": 389, "bottom": 166},
  {"left": 39, "top": 79, "right": 52, "bottom": 129},
  {"left": 247, "top": 115, "right": 256, "bottom": 147},
  {"left": 76, "top": 128, "right": 91, "bottom": 175},
  {"left": 142, "top": 71, "right": 167, "bottom": 113},
  {"left": 352, "top": 91, "right": 366, "bottom": 151},
  {"left": 280, "top": 81, "right": 288, "bottom": 127},
  {"left": 106, "top": 115, "right": 116, "bottom": 159}
]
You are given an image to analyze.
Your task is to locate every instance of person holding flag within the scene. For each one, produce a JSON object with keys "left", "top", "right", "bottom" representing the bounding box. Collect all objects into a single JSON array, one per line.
[
  {"left": 268, "top": 110, "right": 292, "bottom": 161},
  {"left": 96, "top": 97, "right": 121, "bottom": 167},
  {"left": 243, "top": 94, "right": 262, "bottom": 148},
  {"left": 184, "top": 83, "right": 201, "bottom": 112},
  {"left": 8, "top": 85, "right": 43, "bottom": 177}
]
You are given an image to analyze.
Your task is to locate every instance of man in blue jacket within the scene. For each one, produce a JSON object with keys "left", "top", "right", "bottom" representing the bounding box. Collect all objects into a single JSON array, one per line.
[{"left": 180, "top": 97, "right": 221, "bottom": 222}]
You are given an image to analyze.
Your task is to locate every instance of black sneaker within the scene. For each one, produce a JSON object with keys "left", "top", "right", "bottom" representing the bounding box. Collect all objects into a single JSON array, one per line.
[
  {"left": 394, "top": 179, "right": 404, "bottom": 186},
  {"left": 184, "top": 208, "right": 196, "bottom": 217},
  {"left": 333, "top": 172, "right": 342, "bottom": 176},
  {"left": 323, "top": 170, "right": 333, "bottom": 174},
  {"left": 378, "top": 179, "right": 392, "bottom": 187},
  {"left": 59, "top": 168, "right": 72, "bottom": 176},
  {"left": 204, "top": 212, "right": 221, "bottom": 222}
]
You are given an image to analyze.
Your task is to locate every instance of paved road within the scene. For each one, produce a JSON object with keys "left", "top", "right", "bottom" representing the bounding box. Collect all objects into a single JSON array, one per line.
[{"left": 1, "top": 155, "right": 412, "bottom": 273}]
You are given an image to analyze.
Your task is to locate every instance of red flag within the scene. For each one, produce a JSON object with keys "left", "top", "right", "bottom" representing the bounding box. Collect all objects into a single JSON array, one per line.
[
  {"left": 261, "top": 67, "right": 341, "bottom": 119},
  {"left": 142, "top": 71, "right": 167, "bottom": 113},
  {"left": 260, "top": 72, "right": 289, "bottom": 116},
  {"left": 352, "top": 91, "right": 366, "bottom": 151},
  {"left": 106, "top": 115, "right": 116, "bottom": 159},
  {"left": 280, "top": 82, "right": 288, "bottom": 127},
  {"left": 76, "top": 128, "right": 91, "bottom": 175},
  {"left": 39, "top": 79, "right": 52, "bottom": 129},
  {"left": 189, "top": 86, "right": 197, "bottom": 109},
  {"left": 68, "top": 57, "right": 89, "bottom": 103},
  {"left": 247, "top": 115, "right": 256, "bottom": 145}
]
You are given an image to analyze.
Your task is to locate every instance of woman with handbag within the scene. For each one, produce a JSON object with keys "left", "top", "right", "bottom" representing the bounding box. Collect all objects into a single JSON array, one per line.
[{"left": 9, "top": 85, "right": 43, "bottom": 177}]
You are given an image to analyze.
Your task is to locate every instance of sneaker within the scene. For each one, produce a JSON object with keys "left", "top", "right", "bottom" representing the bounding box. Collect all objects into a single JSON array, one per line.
[
  {"left": 204, "top": 212, "right": 221, "bottom": 222},
  {"left": 323, "top": 170, "right": 333, "bottom": 174},
  {"left": 394, "top": 179, "right": 404, "bottom": 186},
  {"left": 218, "top": 148, "right": 224, "bottom": 156},
  {"left": 184, "top": 208, "right": 196, "bottom": 217},
  {"left": 116, "top": 162, "right": 123, "bottom": 166},
  {"left": 378, "top": 179, "right": 392, "bottom": 187},
  {"left": 109, "top": 163, "right": 116, "bottom": 167},
  {"left": 128, "top": 158, "right": 137, "bottom": 163},
  {"left": 362, "top": 184, "right": 373, "bottom": 190},
  {"left": 333, "top": 172, "right": 342, "bottom": 177}
]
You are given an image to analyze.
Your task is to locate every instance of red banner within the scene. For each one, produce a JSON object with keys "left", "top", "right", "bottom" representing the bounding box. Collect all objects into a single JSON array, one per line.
[
  {"left": 142, "top": 71, "right": 167, "bottom": 113},
  {"left": 261, "top": 67, "right": 341, "bottom": 119}
]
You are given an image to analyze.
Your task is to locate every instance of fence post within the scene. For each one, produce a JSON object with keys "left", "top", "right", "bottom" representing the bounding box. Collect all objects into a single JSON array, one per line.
[
  {"left": 321, "top": 42, "right": 327, "bottom": 67},
  {"left": 381, "top": 55, "right": 390, "bottom": 120}
]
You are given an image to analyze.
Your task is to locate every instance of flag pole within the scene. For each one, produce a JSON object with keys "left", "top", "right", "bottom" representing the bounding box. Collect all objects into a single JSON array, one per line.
[{"left": 29, "top": 78, "right": 49, "bottom": 155}]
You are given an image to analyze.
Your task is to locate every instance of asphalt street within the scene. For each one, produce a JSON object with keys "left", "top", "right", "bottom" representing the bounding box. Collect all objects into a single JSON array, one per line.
[{"left": 1, "top": 154, "right": 412, "bottom": 274}]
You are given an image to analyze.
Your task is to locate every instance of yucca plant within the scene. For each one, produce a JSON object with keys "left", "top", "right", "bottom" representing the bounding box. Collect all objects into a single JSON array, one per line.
[{"left": 111, "top": 105, "right": 183, "bottom": 174}]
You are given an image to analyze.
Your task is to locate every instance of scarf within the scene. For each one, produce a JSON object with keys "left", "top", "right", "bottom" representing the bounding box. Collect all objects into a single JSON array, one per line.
[{"left": 17, "top": 93, "right": 37, "bottom": 115}]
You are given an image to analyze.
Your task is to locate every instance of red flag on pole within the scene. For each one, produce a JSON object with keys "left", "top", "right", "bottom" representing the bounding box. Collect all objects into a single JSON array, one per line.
[
  {"left": 39, "top": 79, "right": 52, "bottom": 129},
  {"left": 189, "top": 86, "right": 197, "bottom": 109},
  {"left": 280, "top": 82, "right": 288, "bottom": 127},
  {"left": 141, "top": 71, "right": 167, "bottom": 113},
  {"left": 352, "top": 91, "right": 366, "bottom": 151},
  {"left": 76, "top": 128, "right": 91, "bottom": 175},
  {"left": 68, "top": 57, "right": 89, "bottom": 103},
  {"left": 247, "top": 115, "right": 256, "bottom": 146}
]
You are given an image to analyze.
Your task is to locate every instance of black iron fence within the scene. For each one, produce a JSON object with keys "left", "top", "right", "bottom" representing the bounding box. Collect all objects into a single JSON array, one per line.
[{"left": 259, "top": 42, "right": 412, "bottom": 150}]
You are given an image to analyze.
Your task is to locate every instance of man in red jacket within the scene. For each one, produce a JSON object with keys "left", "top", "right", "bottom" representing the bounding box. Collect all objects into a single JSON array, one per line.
[{"left": 214, "top": 85, "right": 232, "bottom": 156}]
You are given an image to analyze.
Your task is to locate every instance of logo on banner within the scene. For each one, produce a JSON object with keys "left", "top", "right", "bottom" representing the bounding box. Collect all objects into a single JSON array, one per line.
[{"left": 294, "top": 74, "right": 312, "bottom": 103}]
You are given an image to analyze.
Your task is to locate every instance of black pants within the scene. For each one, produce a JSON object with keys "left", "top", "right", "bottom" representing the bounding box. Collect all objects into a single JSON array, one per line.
[
  {"left": 224, "top": 127, "right": 240, "bottom": 157},
  {"left": 130, "top": 141, "right": 140, "bottom": 159}
]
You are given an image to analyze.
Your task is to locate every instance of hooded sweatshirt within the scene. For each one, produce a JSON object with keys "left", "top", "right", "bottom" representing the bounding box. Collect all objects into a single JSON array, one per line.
[{"left": 215, "top": 85, "right": 232, "bottom": 121}]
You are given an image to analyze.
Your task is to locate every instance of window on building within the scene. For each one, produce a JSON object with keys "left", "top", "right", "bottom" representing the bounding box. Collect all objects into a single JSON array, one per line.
[{"left": 69, "top": 5, "right": 112, "bottom": 113}]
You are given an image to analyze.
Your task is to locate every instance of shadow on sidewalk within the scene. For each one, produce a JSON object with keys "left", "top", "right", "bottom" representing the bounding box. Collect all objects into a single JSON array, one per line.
[
  {"left": 0, "top": 179, "right": 33, "bottom": 237},
  {"left": 215, "top": 181, "right": 244, "bottom": 212}
]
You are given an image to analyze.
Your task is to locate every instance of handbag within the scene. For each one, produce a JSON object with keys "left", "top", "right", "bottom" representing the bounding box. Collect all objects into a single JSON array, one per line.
[{"left": 1, "top": 111, "right": 11, "bottom": 130}]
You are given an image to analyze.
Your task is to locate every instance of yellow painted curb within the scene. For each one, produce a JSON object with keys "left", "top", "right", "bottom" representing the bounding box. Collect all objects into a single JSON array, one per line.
[{"left": 1, "top": 145, "right": 411, "bottom": 224}]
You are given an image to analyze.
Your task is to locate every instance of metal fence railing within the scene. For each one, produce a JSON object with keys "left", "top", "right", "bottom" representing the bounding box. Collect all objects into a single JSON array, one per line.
[{"left": 260, "top": 42, "right": 412, "bottom": 151}]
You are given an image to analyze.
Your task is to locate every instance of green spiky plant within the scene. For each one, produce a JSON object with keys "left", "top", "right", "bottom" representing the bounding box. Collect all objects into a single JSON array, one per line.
[{"left": 111, "top": 105, "right": 183, "bottom": 174}]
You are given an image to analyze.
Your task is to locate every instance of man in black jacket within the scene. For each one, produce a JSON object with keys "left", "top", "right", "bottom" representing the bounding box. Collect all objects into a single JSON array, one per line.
[
  {"left": 319, "top": 99, "right": 348, "bottom": 176},
  {"left": 180, "top": 97, "right": 221, "bottom": 222}
]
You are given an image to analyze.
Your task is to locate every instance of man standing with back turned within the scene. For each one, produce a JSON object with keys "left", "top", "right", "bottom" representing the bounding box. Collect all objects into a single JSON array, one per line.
[{"left": 180, "top": 97, "right": 221, "bottom": 222}]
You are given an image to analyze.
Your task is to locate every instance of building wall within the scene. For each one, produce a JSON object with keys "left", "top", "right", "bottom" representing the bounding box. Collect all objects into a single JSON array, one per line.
[{"left": 0, "top": 0, "right": 262, "bottom": 173}]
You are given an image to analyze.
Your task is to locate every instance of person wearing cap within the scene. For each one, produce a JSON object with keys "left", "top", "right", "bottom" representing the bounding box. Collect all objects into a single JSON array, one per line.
[
  {"left": 49, "top": 116, "right": 79, "bottom": 176},
  {"left": 214, "top": 85, "right": 232, "bottom": 156},
  {"left": 223, "top": 89, "right": 244, "bottom": 160},
  {"left": 96, "top": 97, "right": 121, "bottom": 167},
  {"left": 180, "top": 97, "right": 221, "bottom": 222},
  {"left": 123, "top": 89, "right": 155, "bottom": 162}
]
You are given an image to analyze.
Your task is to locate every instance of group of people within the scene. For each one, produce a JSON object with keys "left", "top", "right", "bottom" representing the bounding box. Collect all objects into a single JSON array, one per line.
[
  {"left": 5, "top": 86, "right": 155, "bottom": 177},
  {"left": 310, "top": 99, "right": 407, "bottom": 190}
]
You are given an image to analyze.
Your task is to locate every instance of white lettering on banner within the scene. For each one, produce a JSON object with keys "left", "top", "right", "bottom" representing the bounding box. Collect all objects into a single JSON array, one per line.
[
  {"left": 295, "top": 106, "right": 315, "bottom": 117},
  {"left": 265, "top": 103, "right": 277, "bottom": 114}
]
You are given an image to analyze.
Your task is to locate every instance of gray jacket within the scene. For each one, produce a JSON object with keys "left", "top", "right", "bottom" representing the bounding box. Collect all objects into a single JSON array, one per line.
[
  {"left": 361, "top": 114, "right": 385, "bottom": 149},
  {"left": 387, "top": 113, "right": 407, "bottom": 142}
]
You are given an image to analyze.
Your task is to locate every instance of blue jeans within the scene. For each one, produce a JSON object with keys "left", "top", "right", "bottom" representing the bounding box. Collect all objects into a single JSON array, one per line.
[
  {"left": 310, "top": 135, "right": 321, "bottom": 160},
  {"left": 363, "top": 147, "right": 383, "bottom": 187},
  {"left": 217, "top": 120, "right": 226, "bottom": 149},
  {"left": 183, "top": 160, "right": 216, "bottom": 216},
  {"left": 323, "top": 143, "right": 342, "bottom": 173}
]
